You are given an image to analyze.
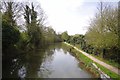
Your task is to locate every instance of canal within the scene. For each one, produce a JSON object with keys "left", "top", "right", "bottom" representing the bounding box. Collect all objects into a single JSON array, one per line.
[{"left": 2, "top": 43, "right": 94, "bottom": 78}]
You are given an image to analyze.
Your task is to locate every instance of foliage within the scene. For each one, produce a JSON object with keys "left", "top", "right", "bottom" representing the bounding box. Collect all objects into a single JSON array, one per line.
[
  {"left": 61, "top": 31, "right": 69, "bottom": 42},
  {"left": 41, "top": 26, "right": 62, "bottom": 44},
  {"left": 64, "top": 42, "right": 120, "bottom": 79},
  {"left": 63, "top": 2, "right": 120, "bottom": 66},
  {"left": 85, "top": 6, "right": 118, "bottom": 49},
  {"left": 2, "top": 20, "right": 20, "bottom": 49},
  {"left": 2, "top": 2, "right": 62, "bottom": 53},
  {"left": 84, "top": 2, "right": 119, "bottom": 62},
  {"left": 2, "top": 2, "right": 21, "bottom": 54},
  {"left": 17, "top": 32, "right": 29, "bottom": 50}
]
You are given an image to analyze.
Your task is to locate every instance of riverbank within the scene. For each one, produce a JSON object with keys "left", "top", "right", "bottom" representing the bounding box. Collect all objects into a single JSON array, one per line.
[{"left": 64, "top": 42, "right": 120, "bottom": 79}]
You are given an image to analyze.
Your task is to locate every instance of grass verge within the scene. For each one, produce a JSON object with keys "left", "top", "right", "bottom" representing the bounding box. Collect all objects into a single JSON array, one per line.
[
  {"left": 90, "top": 54, "right": 120, "bottom": 69},
  {"left": 63, "top": 42, "right": 120, "bottom": 80}
]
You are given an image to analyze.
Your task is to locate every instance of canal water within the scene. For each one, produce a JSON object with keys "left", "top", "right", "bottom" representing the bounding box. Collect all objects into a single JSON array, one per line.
[{"left": 2, "top": 43, "right": 93, "bottom": 78}]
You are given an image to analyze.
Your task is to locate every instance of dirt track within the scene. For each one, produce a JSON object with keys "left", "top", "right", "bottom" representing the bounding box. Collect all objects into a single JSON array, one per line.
[{"left": 64, "top": 42, "right": 120, "bottom": 75}]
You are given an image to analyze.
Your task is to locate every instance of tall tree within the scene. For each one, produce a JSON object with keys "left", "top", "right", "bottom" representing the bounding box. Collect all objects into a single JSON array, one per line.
[
  {"left": 2, "top": 2, "right": 21, "bottom": 54},
  {"left": 85, "top": 2, "right": 118, "bottom": 58},
  {"left": 23, "top": 2, "right": 45, "bottom": 49},
  {"left": 2, "top": 2, "right": 22, "bottom": 26}
]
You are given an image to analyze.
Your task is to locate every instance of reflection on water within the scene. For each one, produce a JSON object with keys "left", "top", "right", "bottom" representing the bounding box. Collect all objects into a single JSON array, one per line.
[
  {"left": 2, "top": 43, "right": 93, "bottom": 78},
  {"left": 18, "top": 66, "right": 26, "bottom": 78},
  {"left": 37, "top": 49, "right": 92, "bottom": 78}
]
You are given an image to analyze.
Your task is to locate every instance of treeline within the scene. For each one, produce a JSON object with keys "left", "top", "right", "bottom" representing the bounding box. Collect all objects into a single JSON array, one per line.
[
  {"left": 1, "top": 2, "right": 61, "bottom": 58},
  {"left": 61, "top": 2, "right": 120, "bottom": 64},
  {"left": 85, "top": 2, "right": 119, "bottom": 63},
  {"left": 61, "top": 31, "right": 87, "bottom": 52}
]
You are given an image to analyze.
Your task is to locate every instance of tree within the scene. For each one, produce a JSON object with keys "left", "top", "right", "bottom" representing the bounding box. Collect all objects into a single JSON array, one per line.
[
  {"left": 2, "top": 2, "right": 22, "bottom": 27},
  {"left": 85, "top": 2, "right": 119, "bottom": 59},
  {"left": 41, "top": 26, "right": 59, "bottom": 44},
  {"left": 61, "top": 31, "right": 69, "bottom": 42},
  {"left": 2, "top": 2, "right": 21, "bottom": 53},
  {"left": 2, "top": 13, "right": 20, "bottom": 54},
  {"left": 85, "top": 2, "right": 118, "bottom": 49},
  {"left": 23, "top": 2, "right": 45, "bottom": 49},
  {"left": 118, "top": 1, "right": 120, "bottom": 49}
]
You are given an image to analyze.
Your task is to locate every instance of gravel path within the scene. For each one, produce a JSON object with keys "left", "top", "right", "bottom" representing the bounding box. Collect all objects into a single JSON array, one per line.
[{"left": 64, "top": 42, "right": 120, "bottom": 75}]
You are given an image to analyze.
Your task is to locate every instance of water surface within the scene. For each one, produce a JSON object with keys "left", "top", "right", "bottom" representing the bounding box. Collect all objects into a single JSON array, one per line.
[{"left": 3, "top": 43, "right": 93, "bottom": 78}]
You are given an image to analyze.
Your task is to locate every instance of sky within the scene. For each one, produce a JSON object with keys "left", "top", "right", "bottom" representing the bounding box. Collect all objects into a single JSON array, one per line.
[
  {"left": 35, "top": 0, "right": 119, "bottom": 35},
  {"left": 38, "top": 0, "right": 97, "bottom": 35},
  {"left": 10, "top": 0, "right": 119, "bottom": 35}
]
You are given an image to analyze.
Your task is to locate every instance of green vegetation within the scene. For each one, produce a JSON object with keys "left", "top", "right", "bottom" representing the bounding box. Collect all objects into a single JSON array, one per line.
[
  {"left": 91, "top": 54, "right": 120, "bottom": 69},
  {"left": 64, "top": 42, "right": 120, "bottom": 79},
  {"left": 65, "top": 32, "right": 120, "bottom": 69},
  {"left": 63, "top": 2, "right": 120, "bottom": 69},
  {"left": 95, "top": 63, "right": 120, "bottom": 79},
  {"left": 85, "top": 2, "right": 119, "bottom": 63},
  {"left": 2, "top": 2, "right": 61, "bottom": 59},
  {"left": 2, "top": 1, "right": 120, "bottom": 79},
  {"left": 61, "top": 31, "right": 69, "bottom": 42}
]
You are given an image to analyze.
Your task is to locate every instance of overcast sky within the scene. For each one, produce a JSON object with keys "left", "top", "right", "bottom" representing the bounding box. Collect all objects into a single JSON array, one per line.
[
  {"left": 36, "top": 0, "right": 119, "bottom": 35},
  {"left": 15, "top": 0, "right": 119, "bottom": 35},
  {"left": 38, "top": 0, "right": 97, "bottom": 35}
]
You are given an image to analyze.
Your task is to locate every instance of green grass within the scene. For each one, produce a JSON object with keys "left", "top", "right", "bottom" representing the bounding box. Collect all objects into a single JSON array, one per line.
[
  {"left": 64, "top": 42, "right": 120, "bottom": 79},
  {"left": 77, "top": 50, "right": 93, "bottom": 64},
  {"left": 91, "top": 54, "right": 120, "bottom": 69},
  {"left": 71, "top": 43, "right": 120, "bottom": 69},
  {"left": 95, "top": 63, "right": 120, "bottom": 80},
  {"left": 77, "top": 49, "right": 120, "bottom": 79},
  {"left": 76, "top": 49, "right": 120, "bottom": 79}
]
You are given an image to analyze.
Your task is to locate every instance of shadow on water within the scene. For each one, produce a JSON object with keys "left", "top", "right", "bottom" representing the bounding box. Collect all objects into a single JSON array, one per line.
[{"left": 2, "top": 43, "right": 94, "bottom": 78}]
